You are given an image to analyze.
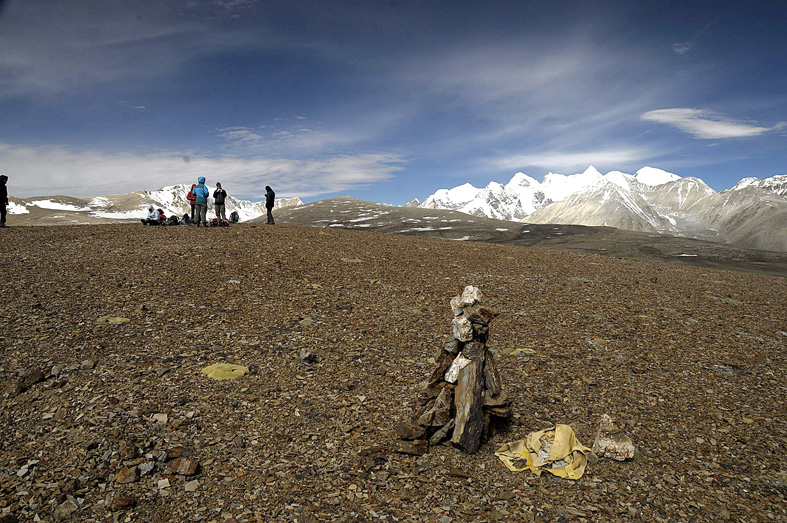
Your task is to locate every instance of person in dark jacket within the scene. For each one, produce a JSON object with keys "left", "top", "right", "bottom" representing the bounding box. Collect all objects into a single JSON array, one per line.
[
  {"left": 265, "top": 185, "right": 275, "bottom": 225},
  {"left": 0, "top": 175, "right": 8, "bottom": 227},
  {"left": 213, "top": 182, "right": 227, "bottom": 221}
]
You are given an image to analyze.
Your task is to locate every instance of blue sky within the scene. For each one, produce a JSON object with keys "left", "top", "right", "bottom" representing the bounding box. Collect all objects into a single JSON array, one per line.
[{"left": 1, "top": 0, "right": 785, "bottom": 203}]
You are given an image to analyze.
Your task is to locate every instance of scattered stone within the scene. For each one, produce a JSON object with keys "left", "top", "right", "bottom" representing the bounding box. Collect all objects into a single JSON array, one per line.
[
  {"left": 165, "top": 447, "right": 184, "bottom": 460},
  {"left": 166, "top": 457, "right": 200, "bottom": 476},
  {"left": 52, "top": 499, "right": 78, "bottom": 521},
  {"left": 80, "top": 359, "right": 96, "bottom": 370},
  {"left": 184, "top": 479, "right": 200, "bottom": 492},
  {"left": 115, "top": 466, "right": 137, "bottom": 483},
  {"left": 448, "top": 467, "right": 472, "bottom": 478},
  {"left": 299, "top": 348, "right": 319, "bottom": 363},
  {"left": 429, "top": 419, "right": 455, "bottom": 446},
  {"left": 592, "top": 414, "right": 636, "bottom": 461},
  {"left": 416, "top": 387, "right": 453, "bottom": 427},
  {"left": 392, "top": 439, "right": 428, "bottom": 456},
  {"left": 15, "top": 368, "right": 44, "bottom": 394},
  {"left": 118, "top": 442, "right": 137, "bottom": 460},
  {"left": 152, "top": 413, "right": 168, "bottom": 424},
  {"left": 394, "top": 421, "right": 426, "bottom": 440},
  {"left": 106, "top": 494, "right": 136, "bottom": 510},
  {"left": 96, "top": 316, "right": 131, "bottom": 324},
  {"left": 138, "top": 462, "right": 156, "bottom": 475}
]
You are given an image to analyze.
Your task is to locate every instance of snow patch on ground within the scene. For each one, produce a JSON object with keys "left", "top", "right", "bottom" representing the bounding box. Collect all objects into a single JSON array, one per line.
[
  {"left": 30, "top": 200, "right": 91, "bottom": 212},
  {"left": 8, "top": 202, "right": 29, "bottom": 214}
]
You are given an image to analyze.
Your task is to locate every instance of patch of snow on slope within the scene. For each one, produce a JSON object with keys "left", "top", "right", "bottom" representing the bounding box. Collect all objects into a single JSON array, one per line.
[
  {"left": 635, "top": 166, "right": 680, "bottom": 186},
  {"left": 30, "top": 200, "right": 91, "bottom": 212},
  {"left": 542, "top": 166, "right": 604, "bottom": 201},
  {"left": 8, "top": 202, "right": 29, "bottom": 214}
]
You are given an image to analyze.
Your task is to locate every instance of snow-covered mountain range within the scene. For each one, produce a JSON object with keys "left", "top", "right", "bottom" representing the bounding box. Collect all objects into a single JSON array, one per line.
[
  {"left": 8, "top": 184, "right": 302, "bottom": 224},
  {"left": 412, "top": 166, "right": 787, "bottom": 252}
]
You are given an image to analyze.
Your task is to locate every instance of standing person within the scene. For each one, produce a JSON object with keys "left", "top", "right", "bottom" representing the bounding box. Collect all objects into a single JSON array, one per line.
[
  {"left": 265, "top": 185, "right": 275, "bottom": 225},
  {"left": 213, "top": 182, "right": 227, "bottom": 221},
  {"left": 0, "top": 175, "right": 8, "bottom": 228},
  {"left": 192, "top": 177, "right": 210, "bottom": 227},
  {"left": 187, "top": 184, "right": 197, "bottom": 223}
]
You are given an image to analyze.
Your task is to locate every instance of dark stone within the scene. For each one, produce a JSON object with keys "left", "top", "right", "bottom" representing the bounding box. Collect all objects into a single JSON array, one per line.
[
  {"left": 429, "top": 419, "right": 455, "bottom": 446},
  {"left": 462, "top": 341, "right": 485, "bottom": 361},
  {"left": 394, "top": 421, "right": 426, "bottom": 440},
  {"left": 392, "top": 439, "right": 428, "bottom": 456},
  {"left": 463, "top": 304, "right": 498, "bottom": 325},
  {"left": 443, "top": 335, "right": 462, "bottom": 354},
  {"left": 416, "top": 387, "right": 453, "bottom": 427}
]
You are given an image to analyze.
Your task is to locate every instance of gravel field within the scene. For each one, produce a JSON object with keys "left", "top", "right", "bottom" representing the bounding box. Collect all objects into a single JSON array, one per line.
[{"left": 1, "top": 223, "right": 785, "bottom": 522}]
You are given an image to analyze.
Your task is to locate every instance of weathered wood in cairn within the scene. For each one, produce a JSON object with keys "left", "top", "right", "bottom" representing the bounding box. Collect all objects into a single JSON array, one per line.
[
  {"left": 395, "top": 285, "right": 513, "bottom": 455},
  {"left": 450, "top": 359, "right": 484, "bottom": 452}
]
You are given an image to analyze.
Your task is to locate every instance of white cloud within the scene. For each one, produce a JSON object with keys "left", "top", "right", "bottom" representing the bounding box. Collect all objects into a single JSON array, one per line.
[
  {"left": 492, "top": 148, "right": 652, "bottom": 173},
  {"left": 0, "top": 142, "right": 405, "bottom": 199},
  {"left": 672, "top": 43, "right": 693, "bottom": 55},
  {"left": 641, "top": 108, "right": 785, "bottom": 139}
]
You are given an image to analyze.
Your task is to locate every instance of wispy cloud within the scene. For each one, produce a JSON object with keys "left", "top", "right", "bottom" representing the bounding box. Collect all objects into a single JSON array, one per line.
[
  {"left": 641, "top": 108, "right": 786, "bottom": 139},
  {"left": 492, "top": 148, "right": 653, "bottom": 174},
  {"left": 672, "top": 43, "right": 694, "bottom": 55},
  {"left": 0, "top": 142, "right": 405, "bottom": 199},
  {"left": 0, "top": 3, "right": 258, "bottom": 98}
]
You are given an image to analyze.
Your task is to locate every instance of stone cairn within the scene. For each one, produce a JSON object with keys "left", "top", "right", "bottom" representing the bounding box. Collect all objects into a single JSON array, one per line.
[{"left": 395, "top": 285, "right": 512, "bottom": 454}]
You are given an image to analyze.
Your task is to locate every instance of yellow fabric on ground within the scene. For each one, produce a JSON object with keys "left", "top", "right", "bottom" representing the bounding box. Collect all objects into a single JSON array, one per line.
[{"left": 495, "top": 424, "right": 591, "bottom": 480}]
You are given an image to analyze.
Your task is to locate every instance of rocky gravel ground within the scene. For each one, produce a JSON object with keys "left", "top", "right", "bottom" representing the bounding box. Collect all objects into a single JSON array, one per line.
[{"left": 1, "top": 223, "right": 785, "bottom": 522}]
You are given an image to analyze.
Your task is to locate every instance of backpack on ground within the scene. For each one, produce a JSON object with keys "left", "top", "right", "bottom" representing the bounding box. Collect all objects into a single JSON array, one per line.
[{"left": 229, "top": 211, "right": 239, "bottom": 223}]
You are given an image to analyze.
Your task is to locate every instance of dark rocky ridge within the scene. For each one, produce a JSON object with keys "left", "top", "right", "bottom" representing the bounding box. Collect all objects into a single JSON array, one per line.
[
  {"left": 1, "top": 223, "right": 785, "bottom": 522},
  {"left": 270, "top": 197, "right": 787, "bottom": 277}
]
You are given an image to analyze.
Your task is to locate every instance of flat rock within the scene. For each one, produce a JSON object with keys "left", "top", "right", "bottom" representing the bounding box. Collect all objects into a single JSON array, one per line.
[
  {"left": 166, "top": 457, "right": 200, "bottom": 476},
  {"left": 392, "top": 439, "right": 428, "bottom": 456},
  {"left": 394, "top": 421, "right": 426, "bottom": 440},
  {"left": 592, "top": 414, "right": 636, "bottom": 461}
]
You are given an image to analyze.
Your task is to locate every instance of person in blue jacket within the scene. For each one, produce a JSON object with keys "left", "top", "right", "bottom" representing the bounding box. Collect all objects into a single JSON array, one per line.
[{"left": 192, "top": 176, "right": 210, "bottom": 227}]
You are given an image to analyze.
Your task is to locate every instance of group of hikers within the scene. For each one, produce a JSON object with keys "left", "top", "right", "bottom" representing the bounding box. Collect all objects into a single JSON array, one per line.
[
  {"left": 0, "top": 175, "right": 277, "bottom": 228},
  {"left": 141, "top": 177, "right": 276, "bottom": 227}
]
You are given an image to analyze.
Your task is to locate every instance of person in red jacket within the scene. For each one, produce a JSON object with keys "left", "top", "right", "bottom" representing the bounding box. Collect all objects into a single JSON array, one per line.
[{"left": 186, "top": 184, "right": 197, "bottom": 223}]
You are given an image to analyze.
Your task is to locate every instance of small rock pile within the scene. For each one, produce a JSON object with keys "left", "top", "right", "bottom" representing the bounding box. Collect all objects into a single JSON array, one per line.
[{"left": 395, "top": 286, "right": 512, "bottom": 454}]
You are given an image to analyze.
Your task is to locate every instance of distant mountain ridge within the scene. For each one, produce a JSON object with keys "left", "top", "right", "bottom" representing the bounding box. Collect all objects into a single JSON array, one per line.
[
  {"left": 415, "top": 166, "right": 787, "bottom": 252},
  {"left": 7, "top": 184, "right": 302, "bottom": 225}
]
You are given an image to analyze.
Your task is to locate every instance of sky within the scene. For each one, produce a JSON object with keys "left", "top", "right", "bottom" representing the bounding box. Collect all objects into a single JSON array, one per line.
[{"left": 1, "top": 0, "right": 785, "bottom": 204}]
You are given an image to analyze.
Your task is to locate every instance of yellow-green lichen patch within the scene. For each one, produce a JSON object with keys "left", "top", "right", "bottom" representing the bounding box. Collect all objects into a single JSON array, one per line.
[{"left": 201, "top": 363, "right": 249, "bottom": 381}]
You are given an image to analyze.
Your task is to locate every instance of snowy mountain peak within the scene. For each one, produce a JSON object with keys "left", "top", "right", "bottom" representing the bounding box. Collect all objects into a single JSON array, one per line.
[
  {"left": 414, "top": 166, "right": 787, "bottom": 252},
  {"left": 582, "top": 165, "right": 603, "bottom": 178},
  {"left": 634, "top": 166, "right": 681, "bottom": 186},
  {"left": 506, "top": 172, "right": 539, "bottom": 189},
  {"left": 730, "top": 175, "right": 787, "bottom": 197}
]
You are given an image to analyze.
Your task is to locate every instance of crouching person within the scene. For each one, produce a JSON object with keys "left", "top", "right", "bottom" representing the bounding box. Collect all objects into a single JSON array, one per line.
[{"left": 141, "top": 205, "right": 161, "bottom": 225}]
